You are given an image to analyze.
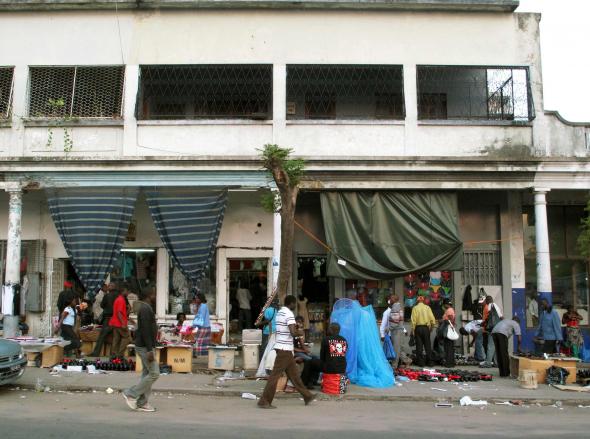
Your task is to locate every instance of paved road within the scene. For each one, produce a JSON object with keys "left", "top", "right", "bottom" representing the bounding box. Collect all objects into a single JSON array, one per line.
[{"left": 1, "top": 387, "right": 588, "bottom": 438}]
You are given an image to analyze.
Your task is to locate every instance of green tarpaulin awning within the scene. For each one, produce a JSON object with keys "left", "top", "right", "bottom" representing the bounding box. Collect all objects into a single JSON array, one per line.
[{"left": 320, "top": 191, "right": 463, "bottom": 279}]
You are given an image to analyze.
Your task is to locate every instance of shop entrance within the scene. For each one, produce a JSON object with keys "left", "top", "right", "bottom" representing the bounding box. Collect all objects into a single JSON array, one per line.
[
  {"left": 296, "top": 255, "right": 330, "bottom": 341},
  {"left": 228, "top": 258, "right": 269, "bottom": 337}
]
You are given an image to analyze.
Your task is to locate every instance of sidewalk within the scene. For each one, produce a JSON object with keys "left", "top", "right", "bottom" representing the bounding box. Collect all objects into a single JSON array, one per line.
[{"left": 13, "top": 365, "right": 590, "bottom": 406}]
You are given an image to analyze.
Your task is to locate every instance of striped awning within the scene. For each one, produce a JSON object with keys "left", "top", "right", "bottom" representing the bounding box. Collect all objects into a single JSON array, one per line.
[
  {"left": 145, "top": 188, "right": 227, "bottom": 289},
  {"left": 46, "top": 188, "right": 139, "bottom": 295}
]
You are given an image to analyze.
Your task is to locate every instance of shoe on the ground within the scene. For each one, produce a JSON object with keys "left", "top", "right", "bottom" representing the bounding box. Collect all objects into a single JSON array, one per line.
[
  {"left": 304, "top": 393, "right": 317, "bottom": 406},
  {"left": 122, "top": 392, "right": 138, "bottom": 410},
  {"left": 136, "top": 404, "right": 156, "bottom": 412},
  {"left": 257, "top": 404, "right": 277, "bottom": 409}
]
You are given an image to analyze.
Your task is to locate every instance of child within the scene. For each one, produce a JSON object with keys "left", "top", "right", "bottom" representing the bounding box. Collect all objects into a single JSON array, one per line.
[
  {"left": 59, "top": 295, "right": 81, "bottom": 357},
  {"left": 175, "top": 312, "right": 187, "bottom": 335}
]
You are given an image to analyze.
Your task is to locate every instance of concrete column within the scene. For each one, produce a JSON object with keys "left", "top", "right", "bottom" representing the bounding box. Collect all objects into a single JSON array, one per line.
[
  {"left": 272, "top": 64, "right": 287, "bottom": 145},
  {"left": 272, "top": 207, "right": 281, "bottom": 292},
  {"left": 402, "top": 63, "right": 417, "bottom": 156},
  {"left": 534, "top": 189, "right": 552, "bottom": 303},
  {"left": 9, "top": 65, "right": 29, "bottom": 157},
  {"left": 156, "top": 247, "right": 168, "bottom": 319},
  {"left": 3, "top": 184, "right": 23, "bottom": 337},
  {"left": 122, "top": 65, "right": 139, "bottom": 157}
]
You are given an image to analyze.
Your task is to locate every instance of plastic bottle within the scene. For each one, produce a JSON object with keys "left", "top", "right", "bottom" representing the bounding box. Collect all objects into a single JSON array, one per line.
[{"left": 35, "top": 378, "right": 44, "bottom": 392}]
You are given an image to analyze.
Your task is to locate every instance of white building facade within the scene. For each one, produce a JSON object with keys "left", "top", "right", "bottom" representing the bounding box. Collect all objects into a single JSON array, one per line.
[{"left": 0, "top": 0, "right": 589, "bottom": 348}]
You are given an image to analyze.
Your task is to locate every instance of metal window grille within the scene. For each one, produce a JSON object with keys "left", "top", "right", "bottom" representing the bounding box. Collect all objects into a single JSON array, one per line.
[
  {"left": 463, "top": 249, "right": 501, "bottom": 286},
  {"left": 287, "top": 65, "right": 405, "bottom": 120},
  {"left": 417, "top": 66, "right": 534, "bottom": 121},
  {"left": 138, "top": 65, "right": 273, "bottom": 120},
  {"left": 0, "top": 67, "right": 14, "bottom": 119},
  {"left": 28, "top": 66, "right": 124, "bottom": 118}
]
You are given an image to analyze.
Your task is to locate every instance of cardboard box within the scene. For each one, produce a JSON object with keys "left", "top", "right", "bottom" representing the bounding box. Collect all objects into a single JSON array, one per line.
[
  {"left": 41, "top": 345, "right": 64, "bottom": 368},
  {"left": 81, "top": 341, "right": 95, "bottom": 356},
  {"left": 208, "top": 346, "right": 236, "bottom": 371},
  {"left": 26, "top": 352, "right": 40, "bottom": 367},
  {"left": 517, "top": 357, "right": 553, "bottom": 384},
  {"left": 135, "top": 347, "right": 162, "bottom": 373},
  {"left": 165, "top": 346, "right": 193, "bottom": 373}
]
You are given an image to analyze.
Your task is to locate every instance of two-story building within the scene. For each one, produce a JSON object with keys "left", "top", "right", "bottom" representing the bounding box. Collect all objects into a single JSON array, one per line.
[{"left": 0, "top": 0, "right": 589, "bottom": 349}]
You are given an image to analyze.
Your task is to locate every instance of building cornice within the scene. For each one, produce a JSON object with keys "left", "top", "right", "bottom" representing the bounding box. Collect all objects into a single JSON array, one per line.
[{"left": 0, "top": 0, "right": 520, "bottom": 13}]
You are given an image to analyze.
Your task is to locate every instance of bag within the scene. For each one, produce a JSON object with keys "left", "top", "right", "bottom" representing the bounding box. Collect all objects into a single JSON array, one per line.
[
  {"left": 486, "top": 304, "right": 501, "bottom": 331},
  {"left": 546, "top": 366, "right": 569, "bottom": 385},
  {"left": 446, "top": 322, "right": 459, "bottom": 341},
  {"left": 408, "top": 334, "right": 416, "bottom": 347},
  {"left": 383, "top": 334, "right": 397, "bottom": 361}
]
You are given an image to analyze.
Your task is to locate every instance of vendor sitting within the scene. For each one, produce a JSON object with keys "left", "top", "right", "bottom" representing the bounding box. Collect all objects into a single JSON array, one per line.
[
  {"left": 294, "top": 316, "right": 313, "bottom": 361},
  {"left": 320, "top": 322, "right": 348, "bottom": 394},
  {"left": 174, "top": 312, "right": 187, "bottom": 335}
]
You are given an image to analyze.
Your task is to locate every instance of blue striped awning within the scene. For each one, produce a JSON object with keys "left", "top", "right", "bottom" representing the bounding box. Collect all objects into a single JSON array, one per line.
[
  {"left": 46, "top": 188, "right": 139, "bottom": 295},
  {"left": 145, "top": 188, "right": 227, "bottom": 288}
]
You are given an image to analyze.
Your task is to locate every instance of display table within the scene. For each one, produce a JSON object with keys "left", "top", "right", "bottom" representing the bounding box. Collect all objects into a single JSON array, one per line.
[
  {"left": 10, "top": 338, "right": 70, "bottom": 368},
  {"left": 510, "top": 355, "right": 580, "bottom": 384}
]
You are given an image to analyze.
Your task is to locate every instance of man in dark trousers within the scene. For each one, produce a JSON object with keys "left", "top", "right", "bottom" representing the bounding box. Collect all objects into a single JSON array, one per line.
[
  {"left": 122, "top": 288, "right": 159, "bottom": 412},
  {"left": 90, "top": 282, "right": 117, "bottom": 357},
  {"left": 411, "top": 296, "right": 436, "bottom": 367},
  {"left": 258, "top": 295, "right": 316, "bottom": 409}
]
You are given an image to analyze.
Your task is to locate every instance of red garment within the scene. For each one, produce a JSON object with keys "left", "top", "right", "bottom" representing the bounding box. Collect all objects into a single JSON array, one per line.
[
  {"left": 564, "top": 315, "right": 579, "bottom": 327},
  {"left": 109, "top": 295, "right": 128, "bottom": 328}
]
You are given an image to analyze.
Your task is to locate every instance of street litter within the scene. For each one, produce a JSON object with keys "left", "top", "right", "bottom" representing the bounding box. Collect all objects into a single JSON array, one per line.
[
  {"left": 460, "top": 396, "right": 488, "bottom": 406},
  {"left": 241, "top": 392, "right": 258, "bottom": 400},
  {"left": 434, "top": 402, "right": 453, "bottom": 408},
  {"left": 577, "top": 405, "right": 590, "bottom": 408},
  {"left": 105, "top": 387, "right": 114, "bottom": 394},
  {"left": 431, "top": 387, "right": 447, "bottom": 392}
]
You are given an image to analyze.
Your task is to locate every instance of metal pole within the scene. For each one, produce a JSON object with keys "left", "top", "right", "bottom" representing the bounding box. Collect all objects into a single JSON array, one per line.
[{"left": 534, "top": 189, "right": 552, "bottom": 304}]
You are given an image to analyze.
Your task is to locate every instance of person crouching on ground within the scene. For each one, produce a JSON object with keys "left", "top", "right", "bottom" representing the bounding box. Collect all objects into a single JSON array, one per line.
[
  {"left": 257, "top": 295, "right": 316, "bottom": 409},
  {"left": 122, "top": 288, "right": 159, "bottom": 412},
  {"left": 58, "top": 295, "right": 80, "bottom": 357}
]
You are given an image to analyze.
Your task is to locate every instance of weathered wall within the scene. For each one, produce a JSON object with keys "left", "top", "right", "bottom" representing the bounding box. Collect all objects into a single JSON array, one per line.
[{"left": 0, "top": 10, "right": 584, "bottom": 159}]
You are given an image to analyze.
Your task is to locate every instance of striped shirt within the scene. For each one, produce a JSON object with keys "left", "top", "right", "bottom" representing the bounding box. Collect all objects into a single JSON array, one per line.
[{"left": 274, "top": 306, "right": 296, "bottom": 351}]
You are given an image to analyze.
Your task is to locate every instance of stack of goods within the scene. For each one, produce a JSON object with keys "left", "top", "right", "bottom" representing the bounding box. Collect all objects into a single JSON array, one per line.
[
  {"left": 396, "top": 367, "right": 493, "bottom": 382},
  {"left": 576, "top": 368, "right": 590, "bottom": 385},
  {"left": 59, "top": 358, "right": 136, "bottom": 371},
  {"left": 455, "top": 354, "right": 482, "bottom": 367}
]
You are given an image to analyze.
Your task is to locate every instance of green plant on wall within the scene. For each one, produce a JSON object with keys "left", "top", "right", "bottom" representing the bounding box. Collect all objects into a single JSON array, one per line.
[{"left": 45, "top": 97, "right": 74, "bottom": 153}]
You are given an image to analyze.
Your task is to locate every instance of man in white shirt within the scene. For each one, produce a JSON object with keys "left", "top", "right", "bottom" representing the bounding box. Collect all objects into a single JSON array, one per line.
[
  {"left": 236, "top": 286, "right": 252, "bottom": 330},
  {"left": 258, "top": 295, "right": 316, "bottom": 409},
  {"left": 459, "top": 319, "right": 484, "bottom": 361}
]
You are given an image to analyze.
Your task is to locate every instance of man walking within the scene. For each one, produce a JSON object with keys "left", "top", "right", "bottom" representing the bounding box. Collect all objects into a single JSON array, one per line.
[
  {"left": 110, "top": 283, "right": 133, "bottom": 359},
  {"left": 411, "top": 296, "right": 436, "bottom": 367},
  {"left": 258, "top": 295, "right": 316, "bottom": 409},
  {"left": 90, "top": 282, "right": 117, "bottom": 357},
  {"left": 491, "top": 316, "right": 522, "bottom": 377},
  {"left": 380, "top": 294, "right": 405, "bottom": 368},
  {"left": 123, "top": 288, "right": 159, "bottom": 412}
]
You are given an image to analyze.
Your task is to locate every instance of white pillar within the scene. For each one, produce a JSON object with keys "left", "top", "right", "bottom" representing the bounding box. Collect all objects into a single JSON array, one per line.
[
  {"left": 122, "top": 65, "right": 139, "bottom": 157},
  {"left": 403, "top": 63, "right": 418, "bottom": 156},
  {"left": 3, "top": 184, "right": 23, "bottom": 337},
  {"left": 155, "top": 247, "right": 168, "bottom": 319},
  {"left": 272, "top": 64, "right": 287, "bottom": 145},
  {"left": 272, "top": 208, "right": 281, "bottom": 292},
  {"left": 534, "top": 189, "right": 552, "bottom": 303}
]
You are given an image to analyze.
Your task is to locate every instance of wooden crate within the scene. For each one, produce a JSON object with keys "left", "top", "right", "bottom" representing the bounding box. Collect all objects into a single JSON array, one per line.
[
  {"left": 41, "top": 346, "right": 64, "bottom": 368},
  {"left": 165, "top": 346, "right": 193, "bottom": 373},
  {"left": 518, "top": 357, "right": 553, "bottom": 384},
  {"left": 81, "top": 341, "right": 95, "bottom": 356}
]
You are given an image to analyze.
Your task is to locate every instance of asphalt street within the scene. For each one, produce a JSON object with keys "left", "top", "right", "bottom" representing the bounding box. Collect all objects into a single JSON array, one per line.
[{"left": 1, "top": 387, "right": 588, "bottom": 438}]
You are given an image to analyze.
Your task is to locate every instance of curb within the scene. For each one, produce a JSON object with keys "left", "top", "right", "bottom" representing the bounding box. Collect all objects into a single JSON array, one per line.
[{"left": 12, "top": 381, "right": 590, "bottom": 406}]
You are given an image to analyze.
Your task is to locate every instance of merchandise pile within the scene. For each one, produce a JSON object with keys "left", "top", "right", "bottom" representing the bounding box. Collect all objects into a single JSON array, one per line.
[
  {"left": 397, "top": 367, "right": 493, "bottom": 382},
  {"left": 59, "top": 358, "right": 136, "bottom": 372}
]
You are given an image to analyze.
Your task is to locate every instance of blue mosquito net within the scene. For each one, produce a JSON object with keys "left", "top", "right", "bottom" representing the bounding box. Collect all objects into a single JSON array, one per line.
[{"left": 331, "top": 298, "right": 394, "bottom": 388}]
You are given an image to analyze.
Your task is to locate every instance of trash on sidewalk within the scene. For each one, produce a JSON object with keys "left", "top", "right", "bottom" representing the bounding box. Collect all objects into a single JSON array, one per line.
[
  {"left": 460, "top": 396, "right": 488, "bottom": 406},
  {"left": 241, "top": 392, "right": 258, "bottom": 400},
  {"left": 434, "top": 402, "right": 453, "bottom": 408},
  {"left": 431, "top": 387, "right": 447, "bottom": 392},
  {"left": 105, "top": 387, "right": 114, "bottom": 394},
  {"left": 577, "top": 405, "right": 590, "bottom": 408}
]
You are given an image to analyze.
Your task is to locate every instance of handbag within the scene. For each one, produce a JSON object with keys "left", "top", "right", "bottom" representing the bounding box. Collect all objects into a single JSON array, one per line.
[
  {"left": 383, "top": 334, "right": 397, "bottom": 361},
  {"left": 446, "top": 322, "right": 459, "bottom": 341}
]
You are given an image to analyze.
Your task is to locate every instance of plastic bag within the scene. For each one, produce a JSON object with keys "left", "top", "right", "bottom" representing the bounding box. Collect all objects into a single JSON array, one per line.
[{"left": 383, "top": 334, "right": 397, "bottom": 361}]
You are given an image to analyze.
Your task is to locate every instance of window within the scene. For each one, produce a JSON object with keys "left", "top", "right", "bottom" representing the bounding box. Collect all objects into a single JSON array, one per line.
[
  {"left": 169, "top": 253, "right": 216, "bottom": 316},
  {"left": 523, "top": 205, "right": 589, "bottom": 327},
  {"left": 287, "top": 65, "right": 405, "bottom": 120},
  {"left": 28, "top": 66, "right": 125, "bottom": 118},
  {"left": 138, "top": 65, "right": 273, "bottom": 120},
  {"left": 0, "top": 67, "right": 14, "bottom": 119},
  {"left": 417, "top": 66, "right": 534, "bottom": 121}
]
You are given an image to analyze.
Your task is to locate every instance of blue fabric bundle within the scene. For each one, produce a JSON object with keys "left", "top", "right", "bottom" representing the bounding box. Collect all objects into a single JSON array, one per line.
[
  {"left": 383, "top": 334, "right": 396, "bottom": 361},
  {"left": 331, "top": 299, "right": 395, "bottom": 388}
]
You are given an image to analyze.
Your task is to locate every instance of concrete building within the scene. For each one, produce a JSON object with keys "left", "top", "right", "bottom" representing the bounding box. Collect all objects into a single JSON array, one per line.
[{"left": 0, "top": 0, "right": 588, "bottom": 350}]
